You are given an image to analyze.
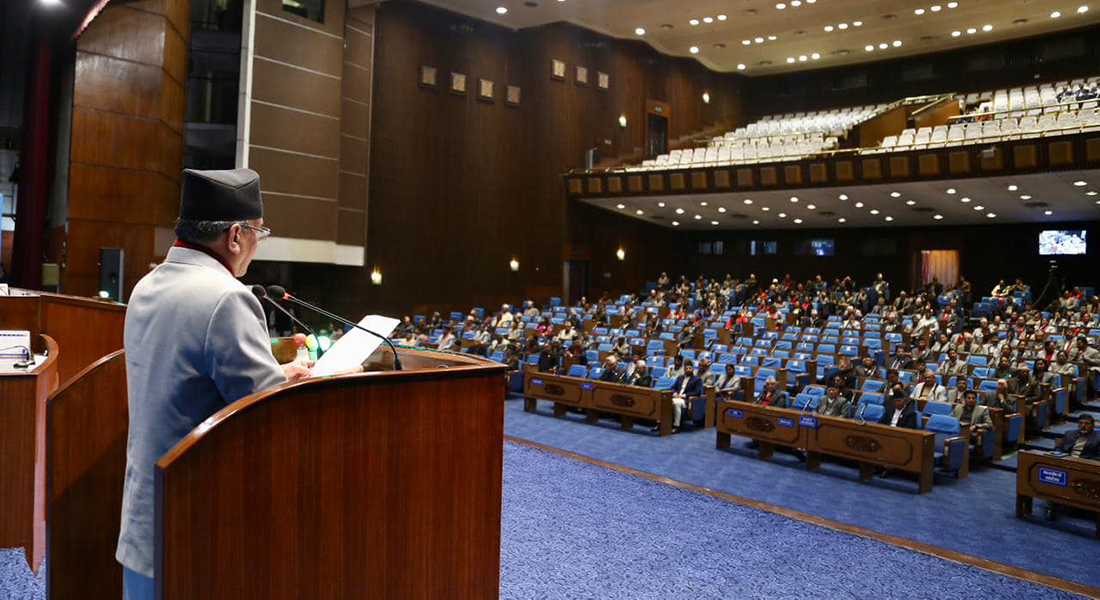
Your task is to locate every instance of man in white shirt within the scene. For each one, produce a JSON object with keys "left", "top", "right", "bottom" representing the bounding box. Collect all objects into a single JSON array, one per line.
[{"left": 910, "top": 369, "right": 947, "bottom": 403}]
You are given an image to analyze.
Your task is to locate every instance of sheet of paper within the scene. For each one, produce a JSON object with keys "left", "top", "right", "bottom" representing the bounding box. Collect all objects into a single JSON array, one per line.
[{"left": 311, "top": 315, "right": 400, "bottom": 376}]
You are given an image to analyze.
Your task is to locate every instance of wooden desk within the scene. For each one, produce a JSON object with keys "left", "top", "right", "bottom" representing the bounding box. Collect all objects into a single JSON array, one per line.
[
  {"left": 522, "top": 366, "right": 675, "bottom": 436},
  {"left": 1016, "top": 450, "right": 1100, "bottom": 538},
  {"left": 716, "top": 401, "right": 940, "bottom": 494},
  {"left": 0, "top": 334, "right": 59, "bottom": 572}
]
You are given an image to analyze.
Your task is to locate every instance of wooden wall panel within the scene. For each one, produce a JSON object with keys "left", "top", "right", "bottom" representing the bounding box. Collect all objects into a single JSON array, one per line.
[{"left": 65, "top": 0, "right": 189, "bottom": 300}]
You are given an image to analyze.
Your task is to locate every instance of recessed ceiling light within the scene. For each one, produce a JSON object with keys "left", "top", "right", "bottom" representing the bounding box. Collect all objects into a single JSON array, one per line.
[
  {"left": 973, "top": 205, "right": 984, "bottom": 210},
  {"left": 986, "top": 212, "right": 996, "bottom": 218},
  {"left": 635, "top": 27, "right": 646, "bottom": 35},
  {"left": 807, "top": 204, "right": 816, "bottom": 210},
  {"left": 946, "top": 188, "right": 956, "bottom": 194},
  {"left": 787, "top": 57, "right": 796, "bottom": 63},
  {"left": 717, "top": 14, "right": 728, "bottom": 20},
  {"left": 793, "top": 218, "right": 803, "bottom": 224},
  {"left": 496, "top": 6, "right": 508, "bottom": 14},
  {"left": 694, "top": 214, "right": 702, "bottom": 220},
  {"left": 768, "top": 35, "right": 778, "bottom": 40},
  {"left": 689, "top": 46, "right": 700, "bottom": 54},
  {"left": 952, "top": 31, "right": 961, "bottom": 37},
  {"left": 672, "top": 221, "right": 680, "bottom": 226},
  {"left": 1020, "top": 195, "right": 1031, "bottom": 200},
  {"left": 761, "top": 206, "right": 770, "bottom": 211},
  {"left": 756, "top": 37, "right": 765, "bottom": 43},
  {"left": 1044, "top": 210, "right": 1053, "bottom": 215},
  {"left": 811, "top": 52, "right": 821, "bottom": 59},
  {"left": 743, "top": 40, "right": 752, "bottom": 45},
  {"left": 790, "top": 196, "right": 799, "bottom": 203},
  {"left": 893, "top": 40, "right": 902, "bottom": 47},
  {"left": 658, "top": 202, "right": 666, "bottom": 207},
  {"left": 778, "top": 213, "right": 787, "bottom": 218},
  {"left": 825, "top": 25, "right": 835, "bottom": 31},
  {"left": 906, "top": 200, "right": 916, "bottom": 205},
  {"left": 690, "top": 18, "right": 700, "bottom": 25},
  {"left": 799, "top": 55, "right": 808, "bottom": 61},
  {"left": 982, "top": 24, "right": 993, "bottom": 32},
  {"left": 839, "top": 194, "right": 848, "bottom": 200},
  {"left": 1074, "top": 180, "right": 1088, "bottom": 186},
  {"left": 865, "top": 45, "right": 875, "bottom": 52},
  {"left": 870, "top": 209, "right": 880, "bottom": 215},
  {"left": 616, "top": 204, "right": 625, "bottom": 209},
  {"left": 947, "top": 1, "right": 958, "bottom": 7},
  {"left": 854, "top": 201, "right": 865, "bottom": 208},
  {"left": 711, "top": 220, "right": 720, "bottom": 225},
  {"left": 744, "top": 199, "right": 753, "bottom": 204},
  {"left": 1051, "top": 11, "right": 1061, "bottom": 17},
  {"left": 718, "top": 207, "right": 727, "bottom": 213},
  {"left": 1078, "top": 5, "right": 1089, "bottom": 13},
  {"left": 879, "top": 42, "right": 888, "bottom": 49},
  {"left": 885, "top": 216, "right": 894, "bottom": 222},
  {"left": 890, "top": 191, "right": 901, "bottom": 197},
  {"left": 933, "top": 214, "right": 944, "bottom": 220},
  {"left": 676, "top": 208, "right": 685, "bottom": 214},
  {"left": 661, "top": 23, "right": 674, "bottom": 29},
  {"left": 776, "top": 2, "right": 786, "bottom": 8},
  {"left": 791, "top": 0, "right": 802, "bottom": 5},
  {"left": 838, "top": 22, "right": 849, "bottom": 29},
  {"left": 636, "top": 209, "right": 644, "bottom": 215},
  {"left": 838, "top": 217, "right": 847, "bottom": 223},
  {"left": 915, "top": 8, "right": 925, "bottom": 14},
  {"left": 960, "top": 197, "right": 971, "bottom": 203},
  {"left": 853, "top": 20, "right": 863, "bottom": 26},
  {"left": 737, "top": 63, "right": 747, "bottom": 70},
  {"left": 967, "top": 27, "right": 977, "bottom": 34},
  {"left": 700, "top": 201, "right": 708, "bottom": 206},
  {"left": 1007, "top": 184, "right": 1017, "bottom": 191},
  {"left": 753, "top": 220, "right": 760, "bottom": 225},
  {"left": 1087, "top": 191, "right": 1098, "bottom": 196},
  {"left": 703, "top": 16, "right": 714, "bottom": 23},
  {"left": 930, "top": 4, "right": 942, "bottom": 11}
]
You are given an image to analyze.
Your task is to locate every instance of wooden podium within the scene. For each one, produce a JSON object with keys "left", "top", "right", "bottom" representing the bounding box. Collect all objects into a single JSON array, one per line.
[{"left": 46, "top": 346, "right": 506, "bottom": 599}]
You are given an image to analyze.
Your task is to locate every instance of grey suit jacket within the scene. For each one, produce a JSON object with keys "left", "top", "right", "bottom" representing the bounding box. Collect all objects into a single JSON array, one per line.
[
  {"left": 950, "top": 403, "right": 993, "bottom": 430},
  {"left": 116, "top": 247, "right": 286, "bottom": 577}
]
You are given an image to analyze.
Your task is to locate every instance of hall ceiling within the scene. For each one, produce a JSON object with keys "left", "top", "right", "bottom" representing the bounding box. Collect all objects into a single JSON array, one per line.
[
  {"left": 419, "top": 0, "right": 1100, "bottom": 75},
  {"left": 576, "top": 169, "right": 1100, "bottom": 230}
]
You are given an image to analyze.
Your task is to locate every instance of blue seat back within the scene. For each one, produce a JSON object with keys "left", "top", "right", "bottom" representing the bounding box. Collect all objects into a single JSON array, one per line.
[
  {"left": 924, "top": 401, "right": 953, "bottom": 416},
  {"left": 566, "top": 364, "right": 587, "bottom": 378},
  {"left": 861, "top": 404, "right": 885, "bottom": 422},
  {"left": 654, "top": 377, "right": 676, "bottom": 391},
  {"left": 861, "top": 380, "right": 885, "bottom": 392},
  {"left": 792, "top": 394, "right": 820, "bottom": 411},
  {"left": 587, "top": 367, "right": 605, "bottom": 380}
]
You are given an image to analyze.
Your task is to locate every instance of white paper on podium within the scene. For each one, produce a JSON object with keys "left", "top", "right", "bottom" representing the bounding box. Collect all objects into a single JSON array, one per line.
[{"left": 311, "top": 315, "right": 400, "bottom": 376}]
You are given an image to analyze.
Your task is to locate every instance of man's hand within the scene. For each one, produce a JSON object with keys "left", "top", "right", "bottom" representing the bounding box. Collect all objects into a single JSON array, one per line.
[{"left": 282, "top": 361, "right": 313, "bottom": 382}]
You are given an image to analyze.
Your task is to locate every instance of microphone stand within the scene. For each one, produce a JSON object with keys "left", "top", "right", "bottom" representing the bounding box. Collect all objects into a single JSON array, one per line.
[
  {"left": 251, "top": 286, "right": 323, "bottom": 358},
  {"left": 270, "top": 287, "right": 403, "bottom": 371}
]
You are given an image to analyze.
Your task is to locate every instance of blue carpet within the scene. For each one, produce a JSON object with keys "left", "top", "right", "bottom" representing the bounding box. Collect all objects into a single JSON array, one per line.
[
  {"left": 506, "top": 396, "right": 1100, "bottom": 591},
  {"left": 0, "top": 441, "right": 1086, "bottom": 598}
]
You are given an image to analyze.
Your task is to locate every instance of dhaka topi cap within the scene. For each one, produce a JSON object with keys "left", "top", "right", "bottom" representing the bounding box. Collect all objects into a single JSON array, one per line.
[{"left": 179, "top": 168, "right": 263, "bottom": 222}]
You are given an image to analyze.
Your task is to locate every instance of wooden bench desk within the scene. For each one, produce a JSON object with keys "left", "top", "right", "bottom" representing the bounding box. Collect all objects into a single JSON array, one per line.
[{"left": 1016, "top": 450, "right": 1100, "bottom": 538}]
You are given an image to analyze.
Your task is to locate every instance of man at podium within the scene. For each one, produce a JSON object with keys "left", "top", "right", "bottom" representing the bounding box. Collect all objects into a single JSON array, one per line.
[{"left": 116, "top": 169, "right": 312, "bottom": 600}]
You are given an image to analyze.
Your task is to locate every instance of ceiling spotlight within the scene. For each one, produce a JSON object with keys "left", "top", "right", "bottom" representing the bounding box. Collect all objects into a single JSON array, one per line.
[
  {"left": 797, "top": 55, "right": 807, "bottom": 61},
  {"left": 704, "top": 16, "right": 714, "bottom": 23},
  {"left": 718, "top": 14, "right": 728, "bottom": 20},
  {"left": 790, "top": 196, "right": 799, "bottom": 203},
  {"left": 718, "top": 207, "right": 727, "bottom": 213},
  {"left": 737, "top": 63, "right": 747, "bottom": 70},
  {"left": 635, "top": 27, "right": 646, "bottom": 35},
  {"left": 676, "top": 208, "right": 685, "bottom": 214},
  {"left": 791, "top": 0, "right": 801, "bottom": 5},
  {"left": 854, "top": 202, "right": 865, "bottom": 208},
  {"left": 787, "top": 57, "right": 796, "bottom": 63},
  {"left": 753, "top": 220, "right": 760, "bottom": 225},
  {"left": 885, "top": 216, "right": 894, "bottom": 222},
  {"left": 743, "top": 39, "right": 752, "bottom": 45},
  {"left": 967, "top": 27, "right": 977, "bottom": 34},
  {"left": 744, "top": 199, "right": 753, "bottom": 204},
  {"left": 1044, "top": 210, "right": 1053, "bottom": 215},
  {"left": 839, "top": 194, "right": 848, "bottom": 200},
  {"left": 1087, "top": 191, "right": 1098, "bottom": 196},
  {"left": 879, "top": 42, "right": 888, "bottom": 49},
  {"left": 973, "top": 205, "right": 984, "bottom": 210},
  {"left": 672, "top": 221, "right": 680, "bottom": 226},
  {"left": 702, "top": 92, "right": 711, "bottom": 103},
  {"left": 930, "top": 4, "right": 942, "bottom": 11},
  {"left": 496, "top": 6, "right": 508, "bottom": 14},
  {"left": 756, "top": 36, "right": 765, "bottom": 43},
  {"left": 761, "top": 207, "right": 771, "bottom": 211},
  {"left": 870, "top": 209, "right": 880, "bottom": 215},
  {"left": 825, "top": 25, "right": 835, "bottom": 31},
  {"left": 906, "top": 200, "right": 916, "bottom": 205},
  {"left": 658, "top": 202, "right": 666, "bottom": 207},
  {"left": 616, "top": 204, "right": 625, "bottom": 209},
  {"left": 952, "top": 30, "right": 962, "bottom": 37},
  {"left": 838, "top": 22, "right": 849, "bottom": 29},
  {"left": 793, "top": 218, "right": 803, "bottom": 224},
  {"left": 947, "top": 1, "right": 958, "bottom": 7},
  {"left": 1078, "top": 5, "right": 1089, "bottom": 13},
  {"left": 768, "top": 35, "right": 778, "bottom": 40},
  {"left": 982, "top": 24, "right": 993, "bottom": 31},
  {"left": 865, "top": 45, "right": 875, "bottom": 52},
  {"left": 1051, "top": 11, "right": 1062, "bottom": 17},
  {"left": 986, "top": 212, "right": 996, "bottom": 218},
  {"left": 1007, "top": 184, "right": 1018, "bottom": 191},
  {"left": 933, "top": 214, "right": 944, "bottom": 220},
  {"left": 689, "top": 46, "right": 700, "bottom": 54},
  {"left": 776, "top": 2, "right": 787, "bottom": 8},
  {"left": 807, "top": 204, "right": 816, "bottom": 210},
  {"left": 1074, "top": 180, "right": 1088, "bottom": 186},
  {"left": 636, "top": 209, "right": 645, "bottom": 215},
  {"left": 1020, "top": 195, "right": 1031, "bottom": 200},
  {"left": 946, "top": 188, "right": 956, "bottom": 194},
  {"left": 915, "top": 8, "right": 925, "bottom": 14},
  {"left": 811, "top": 52, "right": 821, "bottom": 59},
  {"left": 890, "top": 191, "right": 901, "bottom": 197},
  {"left": 711, "top": 220, "right": 720, "bottom": 225},
  {"left": 700, "top": 201, "right": 708, "bottom": 206},
  {"left": 838, "top": 217, "right": 847, "bottom": 223},
  {"left": 853, "top": 20, "right": 863, "bottom": 26},
  {"left": 778, "top": 212, "right": 787, "bottom": 218},
  {"left": 690, "top": 18, "right": 700, "bottom": 25},
  {"left": 960, "top": 197, "right": 971, "bottom": 203},
  {"left": 694, "top": 214, "right": 702, "bottom": 220},
  {"left": 893, "top": 40, "right": 902, "bottom": 47}
]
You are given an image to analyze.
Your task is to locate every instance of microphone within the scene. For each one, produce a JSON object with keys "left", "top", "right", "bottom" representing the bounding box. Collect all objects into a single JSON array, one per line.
[
  {"left": 266, "top": 285, "right": 403, "bottom": 371},
  {"left": 1, "top": 345, "right": 35, "bottom": 369},
  {"left": 856, "top": 401, "right": 868, "bottom": 426},
  {"left": 251, "top": 285, "right": 322, "bottom": 357}
]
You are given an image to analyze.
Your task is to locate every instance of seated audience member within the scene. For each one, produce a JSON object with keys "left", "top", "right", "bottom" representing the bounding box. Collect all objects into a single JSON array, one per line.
[
  {"left": 566, "top": 340, "right": 587, "bottom": 366},
  {"left": 1051, "top": 350, "right": 1076, "bottom": 377},
  {"left": 1006, "top": 367, "right": 1040, "bottom": 413},
  {"left": 945, "top": 378, "right": 970, "bottom": 404},
  {"left": 715, "top": 364, "right": 741, "bottom": 398},
  {"left": 888, "top": 346, "right": 913, "bottom": 371},
  {"left": 538, "top": 342, "right": 562, "bottom": 374},
  {"left": 502, "top": 348, "right": 520, "bottom": 371},
  {"left": 556, "top": 321, "right": 577, "bottom": 342},
  {"left": 1057, "top": 414, "right": 1099, "bottom": 460},
  {"left": 437, "top": 325, "right": 457, "bottom": 351},
  {"left": 599, "top": 355, "right": 624, "bottom": 383},
  {"left": 535, "top": 317, "right": 552, "bottom": 337},
  {"left": 930, "top": 332, "right": 952, "bottom": 355},
  {"left": 698, "top": 356, "right": 720, "bottom": 387},
  {"left": 854, "top": 356, "right": 878, "bottom": 379},
  {"left": 754, "top": 376, "right": 788, "bottom": 408},
  {"left": 912, "top": 337, "right": 935, "bottom": 363},
  {"left": 880, "top": 385, "right": 919, "bottom": 429},
  {"left": 831, "top": 374, "right": 853, "bottom": 401},
  {"left": 611, "top": 336, "right": 630, "bottom": 358},
  {"left": 940, "top": 349, "right": 968, "bottom": 376},
  {"left": 885, "top": 368, "right": 901, "bottom": 388},
  {"left": 951, "top": 390, "right": 994, "bottom": 434},
  {"left": 665, "top": 355, "right": 686, "bottom": 380},
  {"left": 1070, "top": 336, "right": 1100, "bottom": 369},
  {"left": 833, "top": 356, "right": 856, "bottom": 389},
  {"left": 652, "top": 360, "right": 702, "bottom": 433},
  {"left": 993, "top": 355, "right": 1014, "bottom": 380},
  {"left": 983, "top": 379, "right": 1013, "bottom": 411},
  {"left": 910, "top": 370, "right": 947, "bottom": 403},
  {"left": 815, "top": 385, "right": 851, "bottom": 418},
  {"left": 627, "top": 361, "right": 653, "bottom": 388},
  {"left": 1033, "top": 358, "right": 1058, "bottom": 389}
]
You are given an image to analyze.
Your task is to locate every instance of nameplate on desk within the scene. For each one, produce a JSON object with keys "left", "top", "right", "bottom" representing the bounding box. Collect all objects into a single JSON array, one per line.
[
  {"left": 777, "top": 417, "right": 795, "bottom": 428},
  {"left": 531, "top": 378, "right": 544, "bottom": 386},
  {"left": 727, "top": 408, "right": 743, "bottom": 419},
  {"left": 581, "top": 383, "right": 594, "bottom": 390},
  {"left": 799, "top": 416, "right": 819, "bottom": 429},
  {"left": 1038, "top": 467, "right": 1068, "bottom": 487}
]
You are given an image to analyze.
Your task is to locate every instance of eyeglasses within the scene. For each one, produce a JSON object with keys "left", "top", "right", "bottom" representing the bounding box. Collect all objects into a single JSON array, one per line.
[{"left": 238, "top": 223, "right": 272, "bottom": 241}]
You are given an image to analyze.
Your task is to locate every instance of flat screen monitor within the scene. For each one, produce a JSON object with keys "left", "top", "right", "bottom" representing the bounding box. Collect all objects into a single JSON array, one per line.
[
  {"left": 796, "top": 238, "right": 835, "bottom": 257},
  {"left": 1039, "top": 230, "right": 1086, "bottom": 255}
]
